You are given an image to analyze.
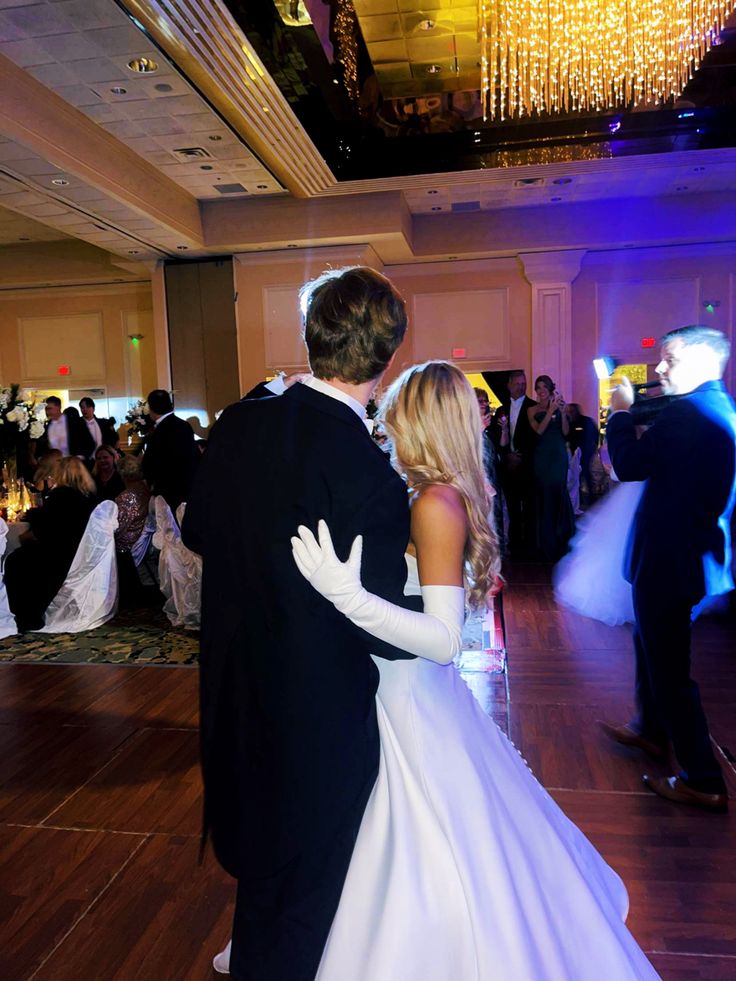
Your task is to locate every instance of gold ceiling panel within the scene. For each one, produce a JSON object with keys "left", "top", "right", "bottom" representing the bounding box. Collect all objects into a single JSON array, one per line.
[{"left": 357, "top": 0, "right": 481, "bottom": 100}]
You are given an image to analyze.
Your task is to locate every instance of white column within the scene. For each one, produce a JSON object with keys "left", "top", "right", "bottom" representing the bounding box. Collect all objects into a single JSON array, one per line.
[{"left": 519, "top": 250, "right": 586, "bottom": 398}]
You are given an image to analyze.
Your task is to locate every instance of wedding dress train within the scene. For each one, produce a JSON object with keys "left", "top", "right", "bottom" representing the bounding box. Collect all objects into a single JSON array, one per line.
[{"left": 315, "top": 555, "right": 658, "bottom": 980}]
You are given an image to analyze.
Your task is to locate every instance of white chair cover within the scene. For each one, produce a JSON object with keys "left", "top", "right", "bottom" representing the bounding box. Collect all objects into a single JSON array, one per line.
[
  {"left": 152, "top": 497, "right": 201, "bottom": 629},
  {"left": 0, "top": 518, "right": 18, "bottom": 639},
  {"left": 131, "top": 495, "right": 157, "bottom": 567},
  {"left": 567, "top": 446, "right": 582, "bottom": 515},
  {"left": 38, "top": 500, "right": 119, "bottom": 633}
]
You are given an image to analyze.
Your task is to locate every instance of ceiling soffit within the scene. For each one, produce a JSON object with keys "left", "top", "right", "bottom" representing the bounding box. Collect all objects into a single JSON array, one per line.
[{"left": 123, "top": 0, "right": 337, "bottom": 197}]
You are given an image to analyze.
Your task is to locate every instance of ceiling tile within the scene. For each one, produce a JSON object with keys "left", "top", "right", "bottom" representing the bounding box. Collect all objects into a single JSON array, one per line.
[
  {"left": 0, "top": 3, "right": 75, "bottom": 37},
  {"left": 27, "top": 61, "right": 78, "bottom": 86},
  {"left": 65, "top": 56, "right": 127, "bottom": 83},
  {"left": 0, "top": 36, "right": 55, "bottom": 65},
  {"left": 51, "top": 0, "right": 126, "bottom": 31},
  {"left": 85, "top": 23, "right": 148, "bottom": 56},
  {"left": 50, "top": 82, "right": 103, "bottom": 105},
  {"left": 39, "top": 31, "right": 104, "bottom": 60}
]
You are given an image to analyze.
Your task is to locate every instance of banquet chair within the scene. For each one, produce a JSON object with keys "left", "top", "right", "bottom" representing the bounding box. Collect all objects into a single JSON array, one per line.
[
  {"left": 152, "top": 497, "right": 201, "bottom": 629},
  {"left": 38, "top": 500, "right": 119, "bottom": 633},
  {"left": 131, "top": 494, "right": 157, "bottom": 567},
  {"left": 0, "top": 518, "right": 18, "bottom": 639}
]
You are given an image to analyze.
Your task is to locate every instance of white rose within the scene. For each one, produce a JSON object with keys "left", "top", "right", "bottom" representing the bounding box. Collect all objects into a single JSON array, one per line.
[
  {"left": 5, "top": 408, "right": 18, "bottom": 423},
  {"left": 30, "top": 420, "right": 44, "bottom": 439}
]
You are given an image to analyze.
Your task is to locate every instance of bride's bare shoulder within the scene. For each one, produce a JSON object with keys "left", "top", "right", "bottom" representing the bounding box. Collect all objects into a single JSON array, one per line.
[{"left": 411, "top": 484, "right": 467, "bottom": 531}]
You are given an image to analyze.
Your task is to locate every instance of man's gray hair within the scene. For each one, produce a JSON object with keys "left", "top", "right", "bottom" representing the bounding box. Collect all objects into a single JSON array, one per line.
[{"left": 661, "top": 325, "right": 730, "bottom": 370}]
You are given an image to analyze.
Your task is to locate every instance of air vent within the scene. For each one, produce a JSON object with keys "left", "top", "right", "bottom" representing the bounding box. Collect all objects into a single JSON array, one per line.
[
  {"left": 171, "top": 146, "right": 213, "bottom": 161},
  {"left": 214, "top": 183, "right": 248, "bottom": 194},
  {"left": 451, "top": 201, "right": 481, "bottom": 213},
  {"left": 514, "top": 177, "right": 544, "bottom": 187}
]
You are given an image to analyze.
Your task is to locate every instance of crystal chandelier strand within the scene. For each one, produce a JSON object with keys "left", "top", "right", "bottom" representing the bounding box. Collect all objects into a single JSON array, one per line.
[{"left": 479, "top": 0, "right": 733, "bottom": 119}]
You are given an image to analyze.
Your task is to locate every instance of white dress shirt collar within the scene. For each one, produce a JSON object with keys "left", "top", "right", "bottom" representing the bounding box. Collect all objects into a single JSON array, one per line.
[
  {"left": 154, "top": 411, "right": 174, "bottom": 427},
  {"left": 303, "top": 376, "right": 373, "bottom": 433}
]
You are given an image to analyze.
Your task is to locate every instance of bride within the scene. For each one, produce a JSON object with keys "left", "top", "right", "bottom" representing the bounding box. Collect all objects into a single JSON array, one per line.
[{"left": 214, "top": 362, "right": 658, "bottom": 979}]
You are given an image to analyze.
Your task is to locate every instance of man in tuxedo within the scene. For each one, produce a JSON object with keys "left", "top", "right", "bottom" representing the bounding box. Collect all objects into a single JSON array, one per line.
[
  {"left": 565, "top": 402, "right": 598, "bottom": 504},
  {"left": 79, "top": 397, "right": 119, "bottom": 459},
  {"left": 602, "top": 325, "right": 735, "bottom": 812},
  {"left": 35, "top": 396, "right": 94, "bottom": 460},
  {"left": 182, "top": 267, "right": 415, "bottom": 980},
  {"left": 491, "top": 370, "right": 537, "bottom": 556},
  {"left": 141, "top": 390, "right": 199, "bottom": 513}
]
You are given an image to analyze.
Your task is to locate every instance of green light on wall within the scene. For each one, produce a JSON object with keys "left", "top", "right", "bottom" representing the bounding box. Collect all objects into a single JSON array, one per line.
[
  {"left": 705, "top": 303, "right": 715, "bottom": 314},
  {"left": 128, "top": 334, "right": 144, "bottom": 347}
]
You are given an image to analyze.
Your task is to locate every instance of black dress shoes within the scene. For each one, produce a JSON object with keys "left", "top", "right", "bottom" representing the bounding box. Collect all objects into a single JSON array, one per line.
[
  {"left": 642, "top": 775, "right": 728, "bottom": 813},
  {"left": 598, "top": 721, "right": 666, "bottom": 760}
]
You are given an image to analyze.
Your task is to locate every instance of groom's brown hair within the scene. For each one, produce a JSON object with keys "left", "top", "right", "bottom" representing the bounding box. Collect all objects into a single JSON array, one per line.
[{"left": 300, "top": 267, "right": 407, "bottom": 384}]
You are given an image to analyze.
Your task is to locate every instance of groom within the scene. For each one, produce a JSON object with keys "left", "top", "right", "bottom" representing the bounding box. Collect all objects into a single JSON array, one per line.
[{"left": 182, "top": 267, "right": 415, "bottom": 979}]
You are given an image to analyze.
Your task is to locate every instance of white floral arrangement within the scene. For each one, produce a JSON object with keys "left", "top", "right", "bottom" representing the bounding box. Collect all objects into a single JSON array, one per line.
[
  {"left": 0, "top": 384, "right": 45, "bottom": 441},
  {"left": 125, "top": 398, "right": 150, "bottom": 439}
]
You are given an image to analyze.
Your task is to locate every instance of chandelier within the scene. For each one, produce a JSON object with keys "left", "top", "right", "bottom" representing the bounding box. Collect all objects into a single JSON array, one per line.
[{"left": 479, "top": 0, "right": 733, "bottom": 120}]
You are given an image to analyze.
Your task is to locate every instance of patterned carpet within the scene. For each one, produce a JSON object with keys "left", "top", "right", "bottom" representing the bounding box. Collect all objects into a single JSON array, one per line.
[{"left": 0, "top": 604, "right": 199, "bottom": 665}]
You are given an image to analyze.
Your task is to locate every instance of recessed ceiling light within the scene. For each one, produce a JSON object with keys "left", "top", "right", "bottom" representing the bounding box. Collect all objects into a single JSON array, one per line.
[
  {"left": 154, "top": 82, "right": 173, "bottom": 93},
  {"left": 676, "top": 185, "right": 689, "bottom": 191},
  {"left": 127, "top": 249, "right": 141, "bottom": 254},
  {"left": 51, "top": 177, "right": 69, "bottom": 186},
  {"left": 19, "top": 236, "right": 30, "bottom": 241},
  {"left": 127, "top": 57, "right": 158, "bottom": 74},
  {"left": 692, "top": 165, "right": 705, "bottom": 173},
  {"left": 110, "top": 86, "right": 127, "bottom": 96},
  {"left": 448, "top": 255, "right": 458, "bottom": 259},
  {"left": 262, "top": 105, "right": 270, "bottom": 113},
  {"left": 208, "top": 134, "right": 223, "bottom": 141},
  {"left": 200, "top": 165, "right": 214, "bottom": 171},
  {"left": 552, "top": 177, "right": 572, "bottom": 185},
  {"left": 419, "top": 19, "right": 435, "bottom": 30},
  {"left": 426, "top": 64, "right": 442, "bottom": 74},
  {"left": 427, "top": 189, "right": 439, "bottom": 195},
  {"left": 551, "top": 196, "right": 562, "bottom": 202},
  {"left": 431, "top": 206, "right": 442, "bottom": 211},
  {"left": 256, "top": 184, "right": 268, "bottom": 189},
  {"left": 176, "top": 245, "right": 189, "bottom": 250},
  {"left": 287, "top": 244, "right": 298, "bottom": 248}
]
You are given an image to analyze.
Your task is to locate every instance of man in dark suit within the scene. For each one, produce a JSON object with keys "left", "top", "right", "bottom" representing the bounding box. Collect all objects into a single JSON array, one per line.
[
  {"left": 491, "top": 370, "right": 537, "bottom": 556},
  {"left": 565, "top": 402, "right": 598, "bottom": 504},
  {"left": 35, "top": 395, "right": 94, "bottom": 461},
  {"left": 79, "top": 397, "right": 119, "bottom": 459},
  {"left": 141, "top": 390, "right": 199, "bottom": 513},
  {"left": 602, "top": 325, "right": 735, "bottom": 813},
  {"left": 182, "top": 267, "right": 415, "bottom": 980}
]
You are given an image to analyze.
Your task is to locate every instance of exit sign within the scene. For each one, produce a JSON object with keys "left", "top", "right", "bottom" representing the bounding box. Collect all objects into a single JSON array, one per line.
[
  {"left": 641, "top": 337, "right": 655, "bottom": 349},
  {"left": 452, "top": 347, "right": 466, "bottom": 359},
  {"left": 57, "top": 365, "right": 71, "bottom": 376}
]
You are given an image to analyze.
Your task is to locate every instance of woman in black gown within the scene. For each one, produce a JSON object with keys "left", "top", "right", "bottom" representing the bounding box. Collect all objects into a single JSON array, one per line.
[
  {"left": 527, "top": 374, "right": 575, "bottom": 561},
  {"left": 5, "top": 456, "right": 97, "bottom": 631}
]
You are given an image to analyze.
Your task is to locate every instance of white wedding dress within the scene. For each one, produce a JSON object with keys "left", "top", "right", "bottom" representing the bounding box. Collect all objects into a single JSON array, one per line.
[
  {"left": 553, "top": 480, "right": 645, "bottom": 626},
  {"left": 314, "top": 554, "right": 659, "bottom": 981}
]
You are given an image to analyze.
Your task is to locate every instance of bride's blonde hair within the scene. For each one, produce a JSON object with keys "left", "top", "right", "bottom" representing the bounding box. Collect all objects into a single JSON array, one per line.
[{"left": 379, "top": 361, "right": 501, "bottom": 609}]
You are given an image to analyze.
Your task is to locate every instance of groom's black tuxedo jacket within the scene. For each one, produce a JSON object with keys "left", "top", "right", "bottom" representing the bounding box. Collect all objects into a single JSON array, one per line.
[
  {"left": 183, "top": 383, "right": 414, "bottom": 972},
  {"left": 607, "top": 379, "right": 736, "bottom": 601}
]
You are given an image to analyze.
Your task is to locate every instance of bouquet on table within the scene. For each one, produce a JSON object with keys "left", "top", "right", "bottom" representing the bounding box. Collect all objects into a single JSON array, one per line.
[
  {"left": 125, "top": 399, "right": 152, "bottom": 444},
  {"left": 0, "top": 385, "right": 45, "bottom": 479}
]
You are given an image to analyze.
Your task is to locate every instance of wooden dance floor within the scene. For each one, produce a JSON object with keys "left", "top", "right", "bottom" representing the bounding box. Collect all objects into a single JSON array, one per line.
[{"left": 1, "top": 563, "right": 734, "bottom": 979}]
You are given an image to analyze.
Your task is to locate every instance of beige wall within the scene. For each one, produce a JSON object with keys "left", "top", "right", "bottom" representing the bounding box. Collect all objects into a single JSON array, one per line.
[
  {"left": 0, "top": 283, "right": 157, "bottom": 404},
  {"left": 233, "top": 242, "right": 735, "bottom": 420}
]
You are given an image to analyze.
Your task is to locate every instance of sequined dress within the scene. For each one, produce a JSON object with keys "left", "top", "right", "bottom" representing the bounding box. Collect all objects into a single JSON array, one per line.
[{"left": 113, "top": 487, "right": 150, "bottom": 552}]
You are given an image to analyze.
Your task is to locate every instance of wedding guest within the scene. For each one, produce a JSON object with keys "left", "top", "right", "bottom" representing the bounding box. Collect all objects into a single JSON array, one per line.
[
  {"left": 141, "top": 390, "right": 199, "bottom": 512},
  {"left": 114, "top": 453, "right": 151, "bottom": 605},
  {"left": 566, "top": 403, "right": 599, "bottom": 504},
  {"left": 32, "top": 448, "right": 62, "bottom": 500},
  {"left": 79, "top": 397, "right": 119, "bottom": 458},
  {"left": 4, "top": 457, "right": 96, "bottom": 631},
  {"left": 35, "top": 396, "right": 94, "bottom": 461},
  {"left": 528, "top": 375, "right": 575, "bottom": 561},
  {"left": 490, "top": 371, "right": 537, "bottom": 557},
  {"left": 93, "top": 444, "right": 124, "bottom": 502},
  {"left": 474, "top": 388, "right": 504, "bottom": 550}
]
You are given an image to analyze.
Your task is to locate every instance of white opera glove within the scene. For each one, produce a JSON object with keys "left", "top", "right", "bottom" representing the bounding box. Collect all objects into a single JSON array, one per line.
[{"left": 291, "top": 520, "right": 466, "bottom": 665}]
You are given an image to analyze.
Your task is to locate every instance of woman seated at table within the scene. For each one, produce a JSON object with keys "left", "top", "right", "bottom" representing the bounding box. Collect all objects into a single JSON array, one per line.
[
  {"left": 93, "top": 444, "right": 124, "bottom": 502},
  {"left": 32, "top": 448, "right": 62, "bottom": 501},
  {"left": 114, "top": 453, "right": 151, "bottom": 605},
  {"left": 4, "top": 457, "right": 97, "bottom": 632}
]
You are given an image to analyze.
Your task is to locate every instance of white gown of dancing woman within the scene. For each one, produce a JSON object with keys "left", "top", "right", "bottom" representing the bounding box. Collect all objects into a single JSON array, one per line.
[{"left": 309, "top": 549, "right": 658, "bottom": 981}]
